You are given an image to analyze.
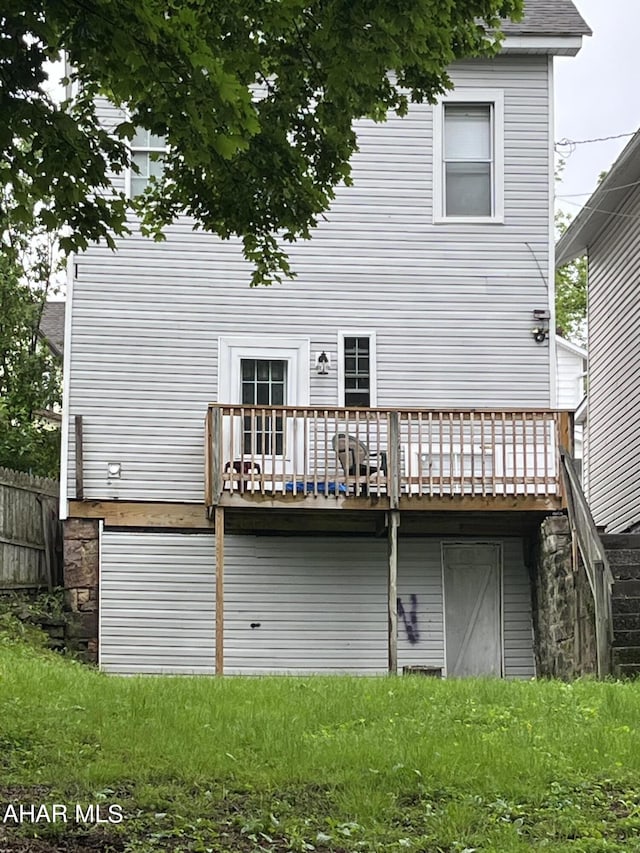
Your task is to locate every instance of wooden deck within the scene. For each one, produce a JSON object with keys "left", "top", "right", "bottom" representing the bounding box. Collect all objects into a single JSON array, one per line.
[{"left": 205, "top": 405, "right": 572, "bottom": 513}]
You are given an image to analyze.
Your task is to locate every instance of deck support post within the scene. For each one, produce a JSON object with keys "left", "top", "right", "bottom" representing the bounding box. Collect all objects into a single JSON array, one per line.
[
  {"left": 387, "top": 510, "right": 400, "bottom": 675},
  {"left": 215, "top": 506, "right": 224, "bottom": 675}
]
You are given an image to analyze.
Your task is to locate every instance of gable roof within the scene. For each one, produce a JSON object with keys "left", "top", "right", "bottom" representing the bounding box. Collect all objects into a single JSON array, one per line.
[
  {"left": 39, "top": 301, "right": 65, "bottom": 359},
  {"left": 556, "top": 128, "right": 640, "bottom": 266},
  {"left": 501, "top": 0, "right": 592, "bottom": 38},
  {"left": 556, "top": 336, "right": 587, "bottom": 361}
]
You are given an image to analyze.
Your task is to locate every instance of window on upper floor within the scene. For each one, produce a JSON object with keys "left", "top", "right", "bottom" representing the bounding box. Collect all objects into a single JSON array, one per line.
[
  {"left": 433, "top": 89, "right": 504, "bottom": 223},
  {"left": 129, "top": 128, "right": 166, "bottom": 197}
]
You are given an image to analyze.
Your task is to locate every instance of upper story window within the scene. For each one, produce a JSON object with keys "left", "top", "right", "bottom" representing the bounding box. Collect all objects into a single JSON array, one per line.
[
  {"left": 129, "top": 129, "right": 166, "bottom": 197},
  {"left": 338, "top": 332, "right": 377, "bottom": 408},
  {"left": 433, "top": 89, "right": 504, "bottom": 223}
]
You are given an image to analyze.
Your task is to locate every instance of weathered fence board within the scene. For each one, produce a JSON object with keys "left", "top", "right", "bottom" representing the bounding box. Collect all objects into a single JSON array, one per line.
[{"left": 0, "top": 468, "right": 61, "bottom": 589}]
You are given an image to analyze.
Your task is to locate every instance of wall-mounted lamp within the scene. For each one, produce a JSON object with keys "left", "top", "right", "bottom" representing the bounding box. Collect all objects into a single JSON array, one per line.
[
  {"left": 107, "top": 461, "right": 122, "bottom": 479},
  {"left": 316, "top": 351, "right": 330, "bottom": 375},
  {"left": 532, "top": 308, "right": 550, "bottom": 344}
]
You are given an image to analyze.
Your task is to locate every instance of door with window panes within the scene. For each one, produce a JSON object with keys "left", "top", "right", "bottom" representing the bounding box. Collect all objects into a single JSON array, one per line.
[{"left": 241, "top": 359, "right": 287, "bottom": 473}]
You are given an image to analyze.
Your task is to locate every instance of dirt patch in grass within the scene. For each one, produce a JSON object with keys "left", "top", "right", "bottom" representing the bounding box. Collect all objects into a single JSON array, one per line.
[{"left": 0, "top": 836, "right": 126, "bottom": 853}]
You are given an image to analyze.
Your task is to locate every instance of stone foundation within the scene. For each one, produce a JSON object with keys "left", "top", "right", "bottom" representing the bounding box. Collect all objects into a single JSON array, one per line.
[
  {"left": 63, "top": 518, "right": 99, "bottom": 663},
  {"left": 532, "top": 514, "right": 597, "bottom": 679}
]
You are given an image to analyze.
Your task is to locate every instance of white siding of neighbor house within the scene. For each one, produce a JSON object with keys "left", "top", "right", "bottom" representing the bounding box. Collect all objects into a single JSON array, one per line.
[
  {"left": 587, "top": 187, "right": 640, "bottom": 533},
  {"left": 65, "top": 55, "right": 553, "bottom": 504},
  {"left": 555, "top": 339, "right": 586, "bottom": 460},
  {"left": 556, "top": 341, "right": 586, "bottom": 410},
  {"left": 99, "top": 532, "right": 535, "bottom": 678}
]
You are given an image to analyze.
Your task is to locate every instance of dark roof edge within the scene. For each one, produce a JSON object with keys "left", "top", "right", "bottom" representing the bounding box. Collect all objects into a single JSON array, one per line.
[{"left": 556, "top": 129, "right": 640, "bottom": 267}]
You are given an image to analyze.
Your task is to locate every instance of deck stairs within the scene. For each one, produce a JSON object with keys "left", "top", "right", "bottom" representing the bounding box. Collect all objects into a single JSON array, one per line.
[{"left": 602, "top": 534, "right": 640, "bottom": 677}]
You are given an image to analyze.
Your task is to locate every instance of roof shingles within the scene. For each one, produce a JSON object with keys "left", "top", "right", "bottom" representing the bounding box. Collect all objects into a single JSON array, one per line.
[{"left": 501, "top": 0, "right": 592, "bottom": 37}]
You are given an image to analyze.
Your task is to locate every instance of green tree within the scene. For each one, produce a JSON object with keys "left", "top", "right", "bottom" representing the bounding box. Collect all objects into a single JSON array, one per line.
[
  {"left": 0, "top": 185, "right": 62, "bottom": 478},
  {"left": 3, "top": 1, "right": 522, "bottom": 285},
  {"left": 555, "top": 209, "right": 587, "bottom": 345}
]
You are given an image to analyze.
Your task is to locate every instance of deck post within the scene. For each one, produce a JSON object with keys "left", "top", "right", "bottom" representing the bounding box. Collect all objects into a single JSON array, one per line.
[
  {"left": 387, "top": 510, "right": 400, "bottom": 675},
  {"left": 388, "top": 411, "right": 400, "bottom": 509},
  {"left": 557, "top": 411, "right": 575, "bottom": 455},
  {"left": 211, "top": 406, "right": 223, "bottom": 505},
  {"left": 215, "top": 506, "right": 224, "bottom": 675},
  {"left": 74, "top": 414, "right": 84, "bottom": 500}
]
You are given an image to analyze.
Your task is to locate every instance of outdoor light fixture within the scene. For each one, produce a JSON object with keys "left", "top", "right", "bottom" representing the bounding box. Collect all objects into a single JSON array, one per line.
[
  {"left": 107, "top": 462, "right": 122, "bottom": 479},
  {"left": 532, "top": 308, "right": 550, "bottom": 344},
  {"left": 316, "top": 351, "right": 330, "bottom": 375}
]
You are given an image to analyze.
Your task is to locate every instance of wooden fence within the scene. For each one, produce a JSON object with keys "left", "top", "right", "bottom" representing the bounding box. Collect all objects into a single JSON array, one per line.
[{"left": 0, "top": 467, "right": 61, "bottom": 590}]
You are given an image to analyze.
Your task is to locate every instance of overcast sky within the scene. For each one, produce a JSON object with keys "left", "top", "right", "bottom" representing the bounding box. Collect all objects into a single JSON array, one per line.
[{"left": 554, "top": 0, "right": 640, "bottom": 214}]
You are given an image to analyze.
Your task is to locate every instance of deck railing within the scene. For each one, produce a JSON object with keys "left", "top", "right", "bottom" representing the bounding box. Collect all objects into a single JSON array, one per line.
[
  {"left": 205, "top": 405, "right": 571, "bottom": 506},
  {"left": 560, "top": 450, "right": 613, "bottom": 677}
]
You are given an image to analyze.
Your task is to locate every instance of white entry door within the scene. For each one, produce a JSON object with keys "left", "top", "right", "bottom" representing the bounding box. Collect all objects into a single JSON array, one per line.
[
  {"left": 443, "top": 543, "right": 502, "bottom": 677},
  {"left": 218, "top": 337, "right": 310, "bottom": 479}
]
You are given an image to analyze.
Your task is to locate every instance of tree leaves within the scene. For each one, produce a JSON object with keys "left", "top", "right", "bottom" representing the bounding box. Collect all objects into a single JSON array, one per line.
[{"left": 2, "top": 0, "right": 523, "bottom": 285}]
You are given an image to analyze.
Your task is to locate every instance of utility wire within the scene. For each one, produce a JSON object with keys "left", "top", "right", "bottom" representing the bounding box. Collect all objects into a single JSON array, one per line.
[
  {"left": 557, "top": 198, "right": 640, "bottom": 220},
  {"left": 555, "top": 131, "right": 635, "bottom": 157},
  {"left": 556, "top": 131, "right": 635, "bottom": 148},
  {"left": 557, "top": 179, "right": 640, "bottom": 199}
]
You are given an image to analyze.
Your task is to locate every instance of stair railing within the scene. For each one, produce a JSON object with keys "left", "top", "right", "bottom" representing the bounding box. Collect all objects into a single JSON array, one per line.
[{"left": 560, "top": 449, "right": 614, "bottom": 678}]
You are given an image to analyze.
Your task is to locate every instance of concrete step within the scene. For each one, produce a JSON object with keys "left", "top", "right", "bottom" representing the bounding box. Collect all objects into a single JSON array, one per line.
[
  {"left": 611, "top": 646, "right": 640, "bottom": 665},
  {"left": 614, "top": 664, "right": 640, "bottom": 679},
  {"left": 611, "top": 598, "right": 640, "bottom": 615},
  {"left": 612, "top": 630, "right": 640, "bottom": 647},
  {"left": 604, "top": 549, "right": 640, "bottom": 566},
  {"left": 610, "top": 564, "right": 640, "bottom": 581},
  {"left": 613, "top": 612, "right": 640, "bottom": 631},
  {"left": 601, "top": 534, "right": 640, "bottom": 550},
  {"left": 612, "top": 580, "right": 640, "bottom": 598},
  {"left": 600, "top": 533, "right": 640, "bottom": 551}
]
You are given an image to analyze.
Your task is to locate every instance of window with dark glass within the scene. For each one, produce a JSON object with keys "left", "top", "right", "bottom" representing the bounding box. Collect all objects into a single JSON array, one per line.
[
  {"left": 344, "top": 337, "right": 370, "bottom": 407},
  {"left": 241, "top": 359, "right": 286, "bottom": 455}
]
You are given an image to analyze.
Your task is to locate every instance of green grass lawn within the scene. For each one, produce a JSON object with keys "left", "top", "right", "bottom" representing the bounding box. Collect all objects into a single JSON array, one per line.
[{"left": 1, "top": 638, "right": 640, "bottom": 852}]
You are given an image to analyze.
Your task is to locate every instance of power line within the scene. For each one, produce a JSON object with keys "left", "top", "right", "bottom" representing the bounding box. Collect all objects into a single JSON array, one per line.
[
  {"left": 557, "top": 178, "right": 640, "bottom": 199},
  {"left": 555, "top": 131, "right": 635, "bottom": 148},
  {"left": 557, "top": 198, "right": 640, "bottom": 221},
  {"left": 555, "top": 131, "right": 636, "bottom": 158}
]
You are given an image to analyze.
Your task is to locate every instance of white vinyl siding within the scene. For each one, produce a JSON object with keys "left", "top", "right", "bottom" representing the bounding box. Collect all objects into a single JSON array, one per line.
[
  {"left": 66, "top": 56, "right": 552, "bottom": 503},
  {"left": 556, "top": 341, "right": 586, "bottom": 409},
  {"left": 587, "top": 187, "right": 640, "bottom": 533},
  {"left": 100, "top": 532, "right": 534, "bottom": 678},
  {"left": 100, "top": 531, "right": 216, "bottom": 674}
]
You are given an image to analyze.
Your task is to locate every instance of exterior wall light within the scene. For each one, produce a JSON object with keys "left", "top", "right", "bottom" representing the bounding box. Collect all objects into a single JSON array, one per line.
[
  {"left": 532, "top": 309, "right": 550, "bottom": 343},
  {"left": 316, "top": 351, "right": 330, "bottom": 375}
]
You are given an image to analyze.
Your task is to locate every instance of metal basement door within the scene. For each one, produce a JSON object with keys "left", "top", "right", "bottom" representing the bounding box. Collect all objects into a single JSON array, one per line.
[{"left": 442, "top": 543, "right": 502, "bottom": 677}]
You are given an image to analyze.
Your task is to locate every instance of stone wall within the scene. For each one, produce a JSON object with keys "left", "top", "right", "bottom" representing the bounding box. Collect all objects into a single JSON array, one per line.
[
  {"left": 63, "top": 518, "right": 99, "bottom": 663},
  {"left": 532, "top": 514, "right": 597, "bottom": 679}
]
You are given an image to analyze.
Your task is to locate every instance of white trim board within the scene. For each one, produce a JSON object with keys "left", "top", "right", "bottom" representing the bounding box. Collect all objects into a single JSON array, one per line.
[{"left": 217, "top": 336, "right": 311, "bottom": 406}]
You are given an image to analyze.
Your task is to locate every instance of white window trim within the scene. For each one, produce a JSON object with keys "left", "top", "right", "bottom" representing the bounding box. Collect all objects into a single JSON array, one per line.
[
  {"left": 218, "top": 336, "right": 310, "bottom": 407},
  {"left": 433, "top": 88, "right": 504, "bottom": 225},
  {"left": 337, "top": 330, "right": 377, "bottom": 408},
  {"left": 125, "top": 132, "right": 168, "bottom": 198}
]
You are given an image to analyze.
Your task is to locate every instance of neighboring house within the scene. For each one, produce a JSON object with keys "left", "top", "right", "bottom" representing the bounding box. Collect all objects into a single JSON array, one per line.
[
  {"left": 36, "top": 300, "right": 66, "bottom": 426},
  {"left": 39, "top": 301, "right": 66, "bottom": 362},
  {"left": 555, "top": 336, "right": 587, "bottom": 462},
  {"left": 556, "top": 129, "right": 640, "bottom": 534},
  {"left": 61, "top": 0, "right": 591, "bottom": 677}
]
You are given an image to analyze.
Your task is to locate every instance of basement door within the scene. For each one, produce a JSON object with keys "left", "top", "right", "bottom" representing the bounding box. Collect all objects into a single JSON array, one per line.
[{"left": 443, "top": 543, "right": 502, "bottom": 677}]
